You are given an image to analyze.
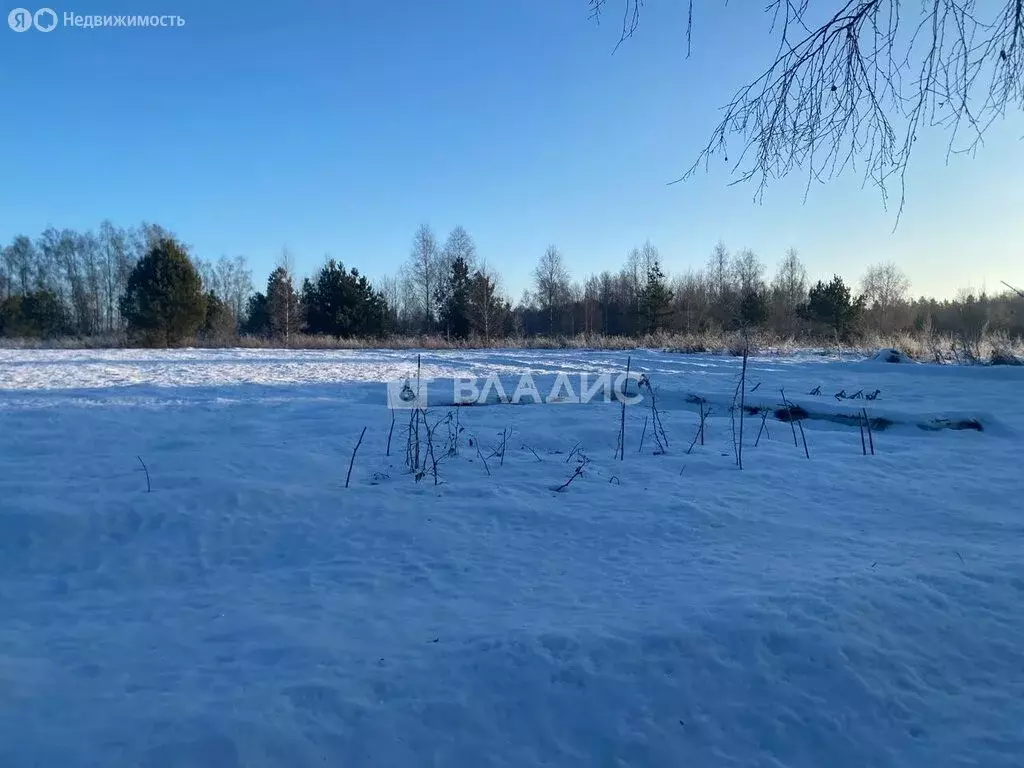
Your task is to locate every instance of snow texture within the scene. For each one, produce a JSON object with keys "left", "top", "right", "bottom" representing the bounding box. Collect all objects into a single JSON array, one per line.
[{"left": 1, "top": 347, "right": 1022, "bottom": 767}]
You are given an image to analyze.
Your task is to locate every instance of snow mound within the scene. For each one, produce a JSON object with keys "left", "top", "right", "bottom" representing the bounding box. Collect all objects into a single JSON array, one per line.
[
  {"left": 989, "top": 350, "right": 1023, "bottom": 366},
  {"left": 870, "top": 348, "right": 914, "bottom": 364}
]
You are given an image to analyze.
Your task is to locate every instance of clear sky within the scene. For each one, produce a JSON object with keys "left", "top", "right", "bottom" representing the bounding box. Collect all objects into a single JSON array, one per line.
[{"left": 2, "top": 0, "right": 1021, "bottom": 300}]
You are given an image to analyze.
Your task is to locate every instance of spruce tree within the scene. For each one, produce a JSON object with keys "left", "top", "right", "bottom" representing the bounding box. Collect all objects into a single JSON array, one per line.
[
  {"left": 438, "top": 256, "right": 472, "bottom": 340},
  {"left": 641, "top": 260, "right": 673, "bottom": 334},
  {"left": 119, "top": 238, "right": 206, "bottom": 347}
]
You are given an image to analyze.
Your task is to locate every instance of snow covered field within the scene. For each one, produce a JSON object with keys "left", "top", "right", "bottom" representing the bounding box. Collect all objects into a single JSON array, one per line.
[{"left": 1, "top": 347, "right": 1021, "bottom": 767}]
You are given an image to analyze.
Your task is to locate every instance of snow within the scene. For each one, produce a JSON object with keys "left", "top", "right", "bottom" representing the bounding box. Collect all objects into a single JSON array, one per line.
[{"left": 1, "top": 347, "right": 1022, "bottom": 767}]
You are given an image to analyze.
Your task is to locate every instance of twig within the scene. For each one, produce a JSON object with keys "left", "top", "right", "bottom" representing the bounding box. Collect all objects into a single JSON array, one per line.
[
  {"left": 474, "top": 435, "right": 491, "bottom": 476},
  {"left": 554, "top": 458, "right": 588, "bottom": 492},
  {"left": 566, "top": 441, "right": 582, "bottom": 464},
  {"left": 1001, "top": 281, "right": 1024, "bottom": 298},
  {"left": 686, "top": 402, "right": 708, "bottom": 455},
  {"left": 421, "top": 411, "right": 442, "bottom": 485},
  {"left": 754, "top": 410, "right": 771, "bottom": 447},
  {"left": 414, "top": 354, "right": 422, "bottom": 470},
  {"left": 522, "top": 443, "right": 543, "bottom": 462},
  {"left": 638, "top": 415, "right": 648, "bottom": 454},
  {"left": 859, "top": 410, "right": 868, "bottom": 455},
  {"left": 862, "top": 407, "right": 875, "bottom": 455},
  {"left": 136, "top": 455, "right": 151, "bottom": 493},
  {"left": 781, "top": 388, "right": 798, "bottom": 447},
  {"left": 405, "top": 406, "right": 416, "bottom": 468},
  {"left": 617, "top": 355, "right": 631, "bottom": 460},
  {"left": 737, "top": 344, "right": 748, "bottom": 469},
  {"left": 345, "top": 427, "right": 367, "bottom": 488},
  {"left": 386, "top": 408, "right": 395, "bottom": 457},
  {"left": 796, "top": 417, "right": 810, "bottom": 459},
  {"left": 781, "top": 389, "right": 810, "bottom": 459},
  {"left": 730, "top": 376, "right": 742, "bottom": 464},
  {"left": 639, "top": 375, "right": 669, "bottom": 452}
]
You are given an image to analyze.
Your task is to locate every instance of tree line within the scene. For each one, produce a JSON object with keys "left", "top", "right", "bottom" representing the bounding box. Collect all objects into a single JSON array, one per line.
[{"left": 1, "top": 220, "right": 1021, "bottom": 348}]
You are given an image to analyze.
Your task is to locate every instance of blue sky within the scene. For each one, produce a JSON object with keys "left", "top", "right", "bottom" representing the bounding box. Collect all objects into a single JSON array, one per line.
[{"left": 2, "top": 0, "right": 1021, "bottom": 300}]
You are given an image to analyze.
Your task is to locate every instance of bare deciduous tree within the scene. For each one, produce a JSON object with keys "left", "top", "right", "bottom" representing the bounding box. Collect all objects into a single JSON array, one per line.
[
  {"left": 440, "top": 225, "right": 477, "bottom": 276},
  {"left": 771, "top": 247, "right": 809, "bottom": 335},
  {"left": 861, "top": 261, "right": 911, "bottom": 331},
  {"left": 405, "top": 224, "right": 441, "bottom": 332},
  {"left": 533, "top": 245, "right": 571, "bottom": 335},
  {"left": 732, "top": 249, "right": 766, "bottom": 297}
]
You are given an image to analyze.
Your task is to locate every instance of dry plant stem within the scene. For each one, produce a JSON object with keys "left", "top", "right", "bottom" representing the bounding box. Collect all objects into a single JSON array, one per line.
[
  {"left": 863, "top": 408, "right": 875, "bottom": 455},
  {"left": 406, "top": 407, "right": 417, "bottom": 469},
  {"left": 737, "top": 345, "right": 748, "bottom": 470},
  {"left": 522, "top": 444, "right": 543, "bottom": 462},
  {"left": 755, "top": 410, "right": 771, "bottom": 447},
  {"left": 414, "top": 354, "right": 422, "bottom": 470},
  {"left": 386, "top": 409, "right": 395, "bottom": 457},
  {"left": 346, "top": 427, "right": 367, "bottom": 488},
  {"left": 138, "top": 456, "right": 151, "bottom": 493},
  {"left": 566, "top": 442, "right": 582, "bottom": 464},
  {"left": 555, "top": 459, "right": 588, "bottom": 492},
  {"left": 781, "top": 388, "right": 799, "bottom": 447},
  {"left": 421, "top": 411, "right": 441, "bottom": 485},
  {"left": 699, "top": 400, "right": 707, "bottom": 445},
  {"left": 618, "top": 355, "right": 631, "bottom": 461},
  {"left": 474, "top": 435, "right": 491, "bottom": 476},
  {"left": 642, "top": 376, "right": 669, "bottom": 451},
  {"left": 687, "top": 402, "right": 708, "bottom": 455},
  {"left": 730, "top": 376, "right": 742, "bottom": 465},
  {"left": 781, "top": 389, "right": 811, "bottom": 459}
]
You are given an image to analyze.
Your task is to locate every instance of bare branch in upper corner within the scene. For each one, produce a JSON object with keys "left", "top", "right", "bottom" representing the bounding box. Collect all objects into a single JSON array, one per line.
[
  {"left": 1002, "top": 281, "right": 1024, "bottom": 299},
  {"left": 589, "top": 1, "right": 1024, "bottom": 214},
  {"left": 588, "top": 0, "right": 646, "bottom": 53}
]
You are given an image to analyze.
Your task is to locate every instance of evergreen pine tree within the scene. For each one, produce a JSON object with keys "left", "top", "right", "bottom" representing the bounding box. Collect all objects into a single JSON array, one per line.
[
  {"left": 738, "top": 290, "right": 769, "bottom": 329},
  {"left": 303, "top": 260, "right": 389, "bottom": 338},
  {"left": 798, "top": 275, "right": 865, "bottom": 340},
  {"left": 242, "top": 292, "right": 270, "bottom": 336}
]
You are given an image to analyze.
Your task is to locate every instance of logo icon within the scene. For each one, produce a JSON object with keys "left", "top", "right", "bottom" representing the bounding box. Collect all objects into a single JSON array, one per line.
[
  {"left": 8, "top": 7, "right": 33, "bottom": 31},
  {"left": 386, "top": 377, "right": 430, "bottom": 410},
  {"left": 33, "top": 7, "right": 57, "bottom": 31}
]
